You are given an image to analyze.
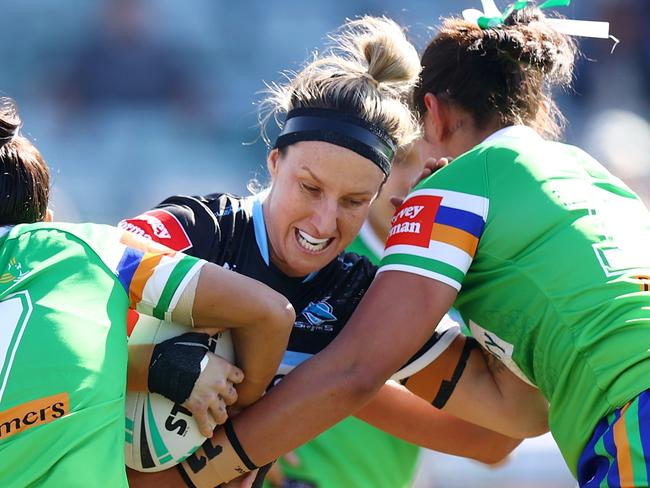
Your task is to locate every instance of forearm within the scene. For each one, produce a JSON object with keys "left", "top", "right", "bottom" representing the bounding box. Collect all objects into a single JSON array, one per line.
[
  {"left": 192, "top": 265, "right": 295, "bottom": 406},
  {"left": 231, "top": 272, "right": 455, "bottom": 466},
  {"left": 355, "top": 381, "right": 522, "bottom": 464}
]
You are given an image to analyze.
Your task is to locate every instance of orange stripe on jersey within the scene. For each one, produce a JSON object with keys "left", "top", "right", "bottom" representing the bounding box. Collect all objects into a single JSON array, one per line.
[
  {"left": 614, "top": 402, "right": 634, "bottom": 486},
  {"left": 119, "top": 231, "right": 176, "bottom": 257},
  {"left": 128, "top": 253, "right": 164, "bottom": 308},
  {"left": 430, "top": 223, "right": 479, "bottom": 257},
  {"left": 403, "top": 335, "right": 466, "bottom": 403}
]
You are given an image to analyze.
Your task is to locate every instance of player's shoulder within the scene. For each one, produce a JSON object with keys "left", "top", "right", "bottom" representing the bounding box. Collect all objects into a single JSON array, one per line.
[
  {"left": 6, "top": 222, "right": 118, "bottom": 246},
  {"left": 3, "top": 222, "right": 128, "bottom": 273},
  {"left": 118, "top": 192, "right": 253, "bottom": 256}
]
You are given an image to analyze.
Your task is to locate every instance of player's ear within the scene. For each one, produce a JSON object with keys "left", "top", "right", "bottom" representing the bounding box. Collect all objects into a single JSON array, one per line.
[
  {"left": 267, "top": 148, "right": 280, "bottom": 179},
  {"left": 44, "top": 208, "right": 54, "bottom": 222},
  {"left": 424, "top": 93, "right": 448, "bottom": 144}
]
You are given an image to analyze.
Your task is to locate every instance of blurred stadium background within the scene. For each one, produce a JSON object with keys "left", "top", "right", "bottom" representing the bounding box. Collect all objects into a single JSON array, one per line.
[{"left": 3, "top": 0, "right": 648, "bottom": 486}]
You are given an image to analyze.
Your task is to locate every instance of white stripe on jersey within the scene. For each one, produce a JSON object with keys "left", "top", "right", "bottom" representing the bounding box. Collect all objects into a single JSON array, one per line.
[
  {"left": 164, "top": 260, "right": 206, "bottom": 321},
  {"left": 140, "top": 254, "right": 182, "bottom": 310},
  {"left": 377, "top": 264, "right": 462, "bottom": 291},
  {"left": 383, "top": 242, "right": 473, "bottom": 274},
  {"left": 407, "top": 188, "right": 489, "bottom": 218}
]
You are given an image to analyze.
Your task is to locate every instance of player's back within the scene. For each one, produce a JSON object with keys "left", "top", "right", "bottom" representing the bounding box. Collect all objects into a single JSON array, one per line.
[{"left": 0, "top": 223, "right": 130, "bottom": 487}]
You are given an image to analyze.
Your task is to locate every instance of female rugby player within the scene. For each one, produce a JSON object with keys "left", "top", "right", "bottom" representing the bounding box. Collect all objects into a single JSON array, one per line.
[
  {"left": 166, "top": 5, "right": 649, "bottom": 488},
  {"left": 125, "top": 16, "right": 547, "bottom": 488},
  {"left": 0, "top": 98, "right": 295, "bottom": 487},
  {"left": 265, "top": 143, "right": 430, "bottom": 488}
]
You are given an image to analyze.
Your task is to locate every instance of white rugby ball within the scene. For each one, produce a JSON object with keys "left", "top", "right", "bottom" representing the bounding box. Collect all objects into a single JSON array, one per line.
[{"left": 125, "top": 314, "right": 235, "bottom": 472}]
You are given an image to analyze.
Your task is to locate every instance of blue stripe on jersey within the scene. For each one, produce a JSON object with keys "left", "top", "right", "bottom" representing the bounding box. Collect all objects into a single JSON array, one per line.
[
  {"left": 252, "top": 197, "right": 270, "bottom": 266},
  {"left": 604, "top": 410, "right": 622, "bottom": 488},
  {"left": 303, "top": 271, "right": 318, "bottom": 283},
  {"left": 577, "top": 416, "right": 610, "bottom": 487},
  {"left": 116, "top": 247, "right": 144, "bottom": 294},
  {"left": 640, "top": 392, "right": 650, "bottom": 483},
  {"left": 282, "top": 350, "right": 313, "bottom": 367},
  {"left": 435, "top": 206, "right": 485, "bottom": 238}
]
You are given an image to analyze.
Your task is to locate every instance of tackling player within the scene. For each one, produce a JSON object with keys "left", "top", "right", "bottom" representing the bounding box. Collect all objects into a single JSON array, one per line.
[
  {"left": 153, "top": 4, "right": 650, "bottom": 488},
  {"left": 0, "top": 98, "right": 295, "bottom": 487}
]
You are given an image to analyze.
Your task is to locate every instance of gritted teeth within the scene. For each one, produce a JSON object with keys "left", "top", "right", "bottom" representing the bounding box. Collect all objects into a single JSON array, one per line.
[
  {"left": 295, "top": 229, "right": 332, "bottom": 252},
  {"left": 298, "top": 230, "right": 330, "bottom": 245}
]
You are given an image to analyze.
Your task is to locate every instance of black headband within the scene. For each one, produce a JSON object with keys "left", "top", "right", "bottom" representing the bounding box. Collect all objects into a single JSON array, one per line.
[{"left": 274, "top": 107, "right": 396, "bottom": 176}]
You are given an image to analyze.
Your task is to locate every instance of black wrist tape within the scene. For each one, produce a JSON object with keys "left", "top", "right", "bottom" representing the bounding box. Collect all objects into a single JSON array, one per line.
[{"left": 148, "top": 332, "right": 210, "bottom": 404}]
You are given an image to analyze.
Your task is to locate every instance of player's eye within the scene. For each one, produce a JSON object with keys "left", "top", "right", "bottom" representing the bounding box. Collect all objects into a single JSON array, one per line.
[
  {"left": 345, "top": 198, "right": 364, "bottom": 208},
  {"left": 300, "top": 182, "right": 320, "bottom": 195}
]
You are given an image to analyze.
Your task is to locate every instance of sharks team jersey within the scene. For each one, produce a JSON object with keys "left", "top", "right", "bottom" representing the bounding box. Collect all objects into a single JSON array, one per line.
[
  {"left": 0, "top": 223, "right": 205, "bottom": 487},
  {"left": 120, "top": 193, "right": 452, "bottom": 379},
  {"left": 379, "top": 125, "right": 650, "bottom": 474}
]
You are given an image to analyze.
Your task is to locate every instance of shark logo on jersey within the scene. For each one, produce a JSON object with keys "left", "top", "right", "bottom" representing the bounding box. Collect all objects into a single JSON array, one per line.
[
  {"left": 0, "top": 258, "right": 27, "bottom": 284},
  {"left": 295, "top": 297, "right": 337, "bottom": 332}
]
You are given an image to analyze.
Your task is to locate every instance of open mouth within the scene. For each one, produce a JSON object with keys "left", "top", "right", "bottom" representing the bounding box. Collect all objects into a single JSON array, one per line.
[{"left": 295, "top": 229, "right": 333, "bottom": 253}]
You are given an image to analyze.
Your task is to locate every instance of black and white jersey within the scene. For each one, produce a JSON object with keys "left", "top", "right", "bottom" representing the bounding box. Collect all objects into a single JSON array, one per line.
[{"left": 119, "top": 192, "right": 460, "bottom": 381}]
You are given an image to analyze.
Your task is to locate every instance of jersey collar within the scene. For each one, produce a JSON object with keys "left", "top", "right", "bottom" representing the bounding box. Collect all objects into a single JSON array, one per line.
[
  {"left": 250, "top": 191, "right": 319, "bottom": 283},
  {"left": 251, "top": 191, "right": 271, "bottom": 266},
  {"left": 481, "top": 125, "right": 543, "bottom": 146}
]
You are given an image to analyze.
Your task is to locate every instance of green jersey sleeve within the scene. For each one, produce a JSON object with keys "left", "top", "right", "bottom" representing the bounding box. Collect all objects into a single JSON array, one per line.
[
  {"left": 378, "top": 150, "right": 490, "bottom": 291},
  {"left": 73, "top": 224, "right": 207, "bottom": 320}
]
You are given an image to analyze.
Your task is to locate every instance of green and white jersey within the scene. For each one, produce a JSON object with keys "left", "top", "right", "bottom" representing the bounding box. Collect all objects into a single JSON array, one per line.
[
  {"left": 0, "top": 222, "right": 205, "bottom": 487},
  {"left": 379, "top": 125, "right": 650, "bottom": 474}
]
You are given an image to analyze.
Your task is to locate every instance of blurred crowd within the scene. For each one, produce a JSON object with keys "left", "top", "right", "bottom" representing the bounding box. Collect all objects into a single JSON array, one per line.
[
  {"left": 2, "top": 0, "right": 648, "bottom": 224},
  {"left": 1, "top": 1, "right": 647, "bottom": 487}
]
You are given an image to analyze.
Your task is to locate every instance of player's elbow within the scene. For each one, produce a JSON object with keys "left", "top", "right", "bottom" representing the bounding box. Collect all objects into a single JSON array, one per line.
[
  {"left": 473, "top": 436, "right": 523, "bottom": 465},
  {"left": 262, "top": 293, "right": 296, "bottom": 335},
  {"left": 503, "top": 401, "right": 549, "bottom": 439}
]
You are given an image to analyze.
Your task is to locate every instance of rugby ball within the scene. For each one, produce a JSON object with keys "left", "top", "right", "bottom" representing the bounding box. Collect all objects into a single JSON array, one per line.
[{"left": 125, "top": 314, "right": 235, "bottom": 472}]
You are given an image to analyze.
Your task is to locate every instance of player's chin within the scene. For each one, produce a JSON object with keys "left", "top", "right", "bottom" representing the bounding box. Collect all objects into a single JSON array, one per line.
[{"left": 290, "top": 244, "right": 339, "bottom": 276}]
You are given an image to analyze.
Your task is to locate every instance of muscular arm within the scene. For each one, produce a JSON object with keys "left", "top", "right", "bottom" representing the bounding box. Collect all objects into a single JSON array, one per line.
[
  {"left": 355, "top": 381, "right": 522, "bottom": 464},
  {"left": 191, "top": 265, "right": 295, "bottom": 407},
  {"left": 232, "top": 271, "right": 455, "bottom": 465},
  {"left": 176, "top": 272, "right": 548, "bottom": 486},
  {"left": 127, "top": 260, "right": 295, "bottom": 408}
]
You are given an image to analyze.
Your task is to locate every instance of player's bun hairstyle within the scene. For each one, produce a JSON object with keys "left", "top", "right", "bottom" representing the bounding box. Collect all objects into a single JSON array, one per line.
[
  {"left": 0, "top": 97, "right": 50, "bottom": 226},
  {"left": 260, "top": 16, "right": 421, "bottom": 151},
  {"left": 413, "top": 6, "right": 577, "bottom": 140}
]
